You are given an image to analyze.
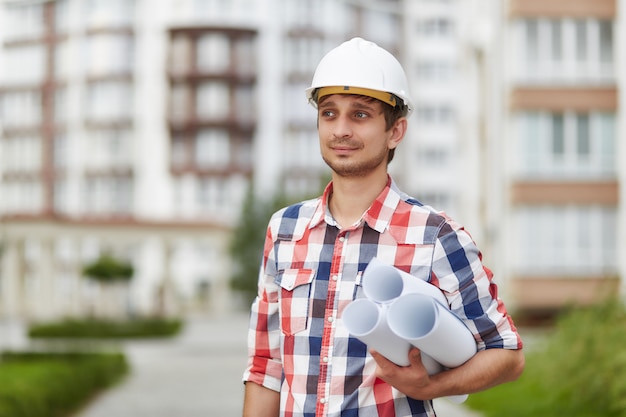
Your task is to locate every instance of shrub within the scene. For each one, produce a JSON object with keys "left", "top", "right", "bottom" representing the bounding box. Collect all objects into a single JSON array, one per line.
[
  {"left": 28, "top": 317, "right": 183, "bottom": 339},
  {"left": 82, "top": 254, "right": 134, "bottom": 283},
  {"left": 0, "top": 351, "right": 128, "bottom": 417},
  {"left": 466, "top": 298, "right": 626, "bottom": 417}
]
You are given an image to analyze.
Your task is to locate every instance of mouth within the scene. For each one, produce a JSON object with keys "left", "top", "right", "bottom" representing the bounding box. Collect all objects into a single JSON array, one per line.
[
  {"left": 330, "top": 146, "right": 358, "bottom": 156},
  {"left": 329, "top": 141, "right": 360, "bottom": 153}
]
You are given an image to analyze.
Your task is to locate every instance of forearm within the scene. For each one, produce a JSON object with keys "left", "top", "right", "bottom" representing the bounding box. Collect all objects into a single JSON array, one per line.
[
  {"left": 427, "top": 348, "right": 525, "bottom": 398},
  {"left": 243, "top": 381, "right": 280, "bottom": 417},
  {"left": 372, "top": 347, "right": 525, "bottom": 401}
]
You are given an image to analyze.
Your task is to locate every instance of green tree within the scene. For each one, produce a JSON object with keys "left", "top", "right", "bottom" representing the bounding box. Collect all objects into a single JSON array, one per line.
[
  {"left": 82, "top": 254, "right": 134, "bottom": 283},
  {"left": 229, "top": 175, "right": 330, "bottom": 306},
  {"left": 82, "top": 253, "right": 134, "bottom": 317},
  {"left": 229, "top": 187, "right": 291, "bottom": 306}
]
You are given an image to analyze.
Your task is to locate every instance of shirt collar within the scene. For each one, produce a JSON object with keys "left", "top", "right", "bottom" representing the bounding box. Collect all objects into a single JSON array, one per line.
[{"left": 308, "top": 175, "right": 401, "bottom": 234}]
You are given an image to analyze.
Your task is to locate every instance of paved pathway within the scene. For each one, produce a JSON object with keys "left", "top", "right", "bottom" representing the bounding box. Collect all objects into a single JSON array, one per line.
[
  {"left": 1, "top": 313, "right": 482, "bottom": 417},
  {"left": 73, "top": 313, "right": 249, "bottom": 417}
]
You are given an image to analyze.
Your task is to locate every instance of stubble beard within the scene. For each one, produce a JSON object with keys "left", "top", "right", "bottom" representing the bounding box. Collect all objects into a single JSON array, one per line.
[{"left": 322, "top": 143, "right": 388, "bottom": 178}]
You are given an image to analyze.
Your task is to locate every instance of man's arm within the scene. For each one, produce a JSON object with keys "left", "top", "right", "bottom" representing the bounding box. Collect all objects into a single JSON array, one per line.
[
  {"left": 243, "top": 381, "right": 280, "bottom": 417},
  {"left": 371, "top": 346, "right": 524, "bottom": 400}
]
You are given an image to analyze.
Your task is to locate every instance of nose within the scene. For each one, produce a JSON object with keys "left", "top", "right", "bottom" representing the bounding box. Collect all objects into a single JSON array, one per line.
[{"left": 332, "top": 114, "right": 353, "bottom": 139}]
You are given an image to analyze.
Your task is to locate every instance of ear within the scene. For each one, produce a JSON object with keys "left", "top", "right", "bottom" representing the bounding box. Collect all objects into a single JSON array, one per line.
[{"left": 387, "top": 118, "right": 407, "bottom": 150}]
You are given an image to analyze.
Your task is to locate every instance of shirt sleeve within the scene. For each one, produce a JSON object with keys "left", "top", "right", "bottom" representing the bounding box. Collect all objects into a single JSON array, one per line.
[
  {"left": 431, "top": 220, "right": 523, "bottom": 351},
  {"left": 242, "top": 222, "right": 283, "bottom": 392}
]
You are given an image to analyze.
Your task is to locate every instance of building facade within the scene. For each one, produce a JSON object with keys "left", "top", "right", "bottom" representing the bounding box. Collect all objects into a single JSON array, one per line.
[
  {"left": 0, "top": 0, "right": 409, "bottom": 319},
  {"left": 485, "top": 0, "right": 624, "bottom": 316},
  {"left": 0, "top": 0, "right": 623, "bottom": 321}
]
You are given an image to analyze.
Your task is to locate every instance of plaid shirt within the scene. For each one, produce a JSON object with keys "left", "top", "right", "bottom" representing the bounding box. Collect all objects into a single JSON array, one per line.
[{"left": 243, "top": 177, "right": 522, "bottom": 417}]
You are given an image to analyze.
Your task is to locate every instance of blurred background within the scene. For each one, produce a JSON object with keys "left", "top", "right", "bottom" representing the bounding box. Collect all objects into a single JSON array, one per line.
[{"left": 0, "top": 0, "right": 623, "bottom": 325}]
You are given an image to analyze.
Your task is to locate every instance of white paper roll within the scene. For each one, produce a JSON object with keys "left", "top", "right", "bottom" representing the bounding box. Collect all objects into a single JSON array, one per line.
[
  {"left": 342, "top": 298, "right": 413, "bottom": 366},
  {"left": 342, "top": 298, "right": 444, "bottom": 375},
  {"left": 361, "top": 258, "right": 447, "bottom": 305},
  {"left": 386, "top": 293, "right": 477, "bottom": 369}
]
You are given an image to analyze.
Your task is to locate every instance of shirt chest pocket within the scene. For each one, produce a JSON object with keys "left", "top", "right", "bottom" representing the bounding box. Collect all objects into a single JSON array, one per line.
[{"left": 275, "top": 268, "right": 315, "bottom": 336}]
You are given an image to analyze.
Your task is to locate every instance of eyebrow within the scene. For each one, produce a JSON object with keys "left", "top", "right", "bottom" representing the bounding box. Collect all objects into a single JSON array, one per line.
[{"left": 318, "top": 97, "right": 380, "bottom": 113}]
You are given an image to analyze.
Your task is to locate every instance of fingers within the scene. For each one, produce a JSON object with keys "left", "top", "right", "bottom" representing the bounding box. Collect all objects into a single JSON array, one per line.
[{"left": 408, "top": 347, "right": 422, "bottom": 366}]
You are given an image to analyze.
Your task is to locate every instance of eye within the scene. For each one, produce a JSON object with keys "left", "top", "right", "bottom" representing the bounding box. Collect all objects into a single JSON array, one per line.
[
  {"left": 320, "top": 109, "right": 335, "bottom": 117},
  {"left": 354, "top": 111, "right": 369, "bottom": 119}
]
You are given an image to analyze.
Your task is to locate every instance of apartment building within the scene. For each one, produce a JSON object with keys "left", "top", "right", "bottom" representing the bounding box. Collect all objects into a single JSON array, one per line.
[
  {"left": 485, "top": 0, "right": 625, "bottom": 316},
  {"left": 3, "top": 0, "right": 618, "bottom": 322},
  {"left": 0, "top": 0, "right": 408, "bottom": 319}
]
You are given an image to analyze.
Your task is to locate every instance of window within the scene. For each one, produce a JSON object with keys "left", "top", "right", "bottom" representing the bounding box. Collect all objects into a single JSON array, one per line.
[
  {"left": 197, "top": 34, "right": 230, "bottom": 73},
  {"left": 1, "top": 135, "right": 41, "bottom": 172},
  {"left": 54, "top": 88, "right": 67, "bottom": 123},
  {"left": 515, "top": 18, "right": 614, "bottom": 83},
  {"left": 4, "top": 2, "right": 45, "bottom": 41},
  {"left": 417, "top": 146, "right": 450, "bottom": 168},
  {"left": 234, "top": 37, "right": 256, "bottom": 76},
  {"left": 86, "top": 34, "right": 134, "bottom": 76},
  {"left": 234, "top": 85, "right": 255, "bottom": 124},
  {"left": 170, "top": 35, "right": 192, "bottom": 75},
  {"left": 195, "top": 129, "right": 230, "bottom": 169},
  {"left": 1, "top": 179, "right": 43, "bottom": 214},
  {"left": 197, "top": 176, "right": 228, "bottom": 212},
  {"left": 85, "top": 129, "right": 133, "bottom": 169},
  {"left": 515, "top": 206, "right": 617, "bottom": 275},
  {"left": 54, "top": 0, "right": 70, "bottom": 34},
  {"left": 3, "top": 45, "right": 46, "bottom": 84},
  {"left": 551, "top": 114, "right": 564, "bottom": 155},
  {"left": 86, "top": 81, "right": 133, "bottom": 121},
  {"left": 599, "top": 21, "right": 613, "bottom": 64},
  {"left": 575, "top": 20, "right": 587, "bottom": 62},
  {"left": 170, "top": 84, "right": 191, "bottom": 122},
  {"left": 171, "top": 136, "right": 188, "bottom": 169},
  {"left": 0, "top": 91, "right": 42, "bottom": 128},
  {"left": 54, "top": 179, "right": 69, "bottom": 214},
  {"left": 284, "top": 0, "right": 324, "bottom": 29},
  {"left": 284, "top": 131, "right": 321, "bottom": 169},
  {"left": 86, "top": 0, "right": 135, "bottom": 28},
  {"left": 54, "top": 133, "right": 68, "bottom": 169},
  {"left": 517, "top": 111, "right": 615, "bottom": 178},
  {"left": 196, "top": 82, "right": 230, "bottom": 119},
  {"left": 362, "top": 11, "right": 398, "bottom": 45},
  {"left": 416, "top": 18, "right": 454, "bottom": 38},
  {"left": 416, "top": 60, "right": 456, "bottom": 82},
  {"left": 84, "top": 176, "right": 133, "bottom": 214},
  {"left": 285, "top": 82, "right": 314, "bottom": 124},
  {"left": 415, "top": 104, "right": 455, "bottom": 125},
  {"left": 285, "top": 38, "right": 325, "bottom": 75},
  {"left": 415, "top": 191, "right": 452, "bottom": 212}
]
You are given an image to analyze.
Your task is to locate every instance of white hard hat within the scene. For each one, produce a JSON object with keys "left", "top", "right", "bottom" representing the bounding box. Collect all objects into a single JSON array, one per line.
[{"left": 305, "top": 37, "right": 414, "bottom": 115}]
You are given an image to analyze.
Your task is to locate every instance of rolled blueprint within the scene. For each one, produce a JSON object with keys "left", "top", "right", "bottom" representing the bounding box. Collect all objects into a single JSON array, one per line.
[
  {"left": 342, "top": 298, "right": 442, "bottom": 373},
  {"left": 353, "top": 259, "right": 477, "bottom": 403},
  {"left": 386, "top": 292, "right": 477, "bottom": 369},
  {"left": 361, "top": 258, "right": 447, "bottom": 305}
]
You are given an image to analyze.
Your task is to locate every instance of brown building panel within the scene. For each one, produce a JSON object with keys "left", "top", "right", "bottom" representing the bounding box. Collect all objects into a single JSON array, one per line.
[
  {"left": 510, "top": 276, "right": 619, "bottom": 311},
  {"left": 509, "top": 0, "right": 616, "bottom": 18},
  {"left": 510, "top": 87, "right": 618, "bottom": 112},
  {"left": 511, "top": 180, "right": 618, "bottom": 205}
]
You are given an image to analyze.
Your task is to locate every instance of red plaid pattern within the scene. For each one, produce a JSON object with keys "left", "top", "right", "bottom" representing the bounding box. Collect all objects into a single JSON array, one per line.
[{"left": 243, "top": 176, "right": 522, "bottom": 417}]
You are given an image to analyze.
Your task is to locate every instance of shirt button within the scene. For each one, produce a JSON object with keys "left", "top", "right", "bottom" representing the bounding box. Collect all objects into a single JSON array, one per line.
[
  {"left": 339, "top": 236, "right": 345, "bottom": 242},
  {"left": 327, "top": 317, "right": 334, "bottom": 323},
  {"left": 323, "top": 356, "right": 329, "bottom": 363},
  {"left": 320, "top": 398, "right": 326, "bottom": 404},
  {"left": 332, "top": 275, "right": 338, "bottom": 281}
]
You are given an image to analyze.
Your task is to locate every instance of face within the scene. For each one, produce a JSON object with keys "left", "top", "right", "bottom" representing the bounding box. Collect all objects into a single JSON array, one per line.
[{"left": 317, "top": 94, "right": 406, "bottom": 178}]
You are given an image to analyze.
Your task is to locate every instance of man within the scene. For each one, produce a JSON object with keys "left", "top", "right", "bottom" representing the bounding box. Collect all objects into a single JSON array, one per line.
[{"left": 242, "top": 37, "right": 524, "bottom": 417}]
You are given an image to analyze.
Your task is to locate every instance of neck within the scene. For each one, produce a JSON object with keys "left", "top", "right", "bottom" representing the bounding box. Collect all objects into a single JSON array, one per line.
[{"left": 328, "top": 173, "right": 388, "bottom": 228}]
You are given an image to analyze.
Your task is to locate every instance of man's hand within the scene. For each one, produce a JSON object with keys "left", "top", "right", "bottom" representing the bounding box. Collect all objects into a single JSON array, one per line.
[
  {"left": 371, "top": 346, "right": 525, "bottom": 401},
  {"left": 371, "top": 347, "right": 436, "bottom": 400}
]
